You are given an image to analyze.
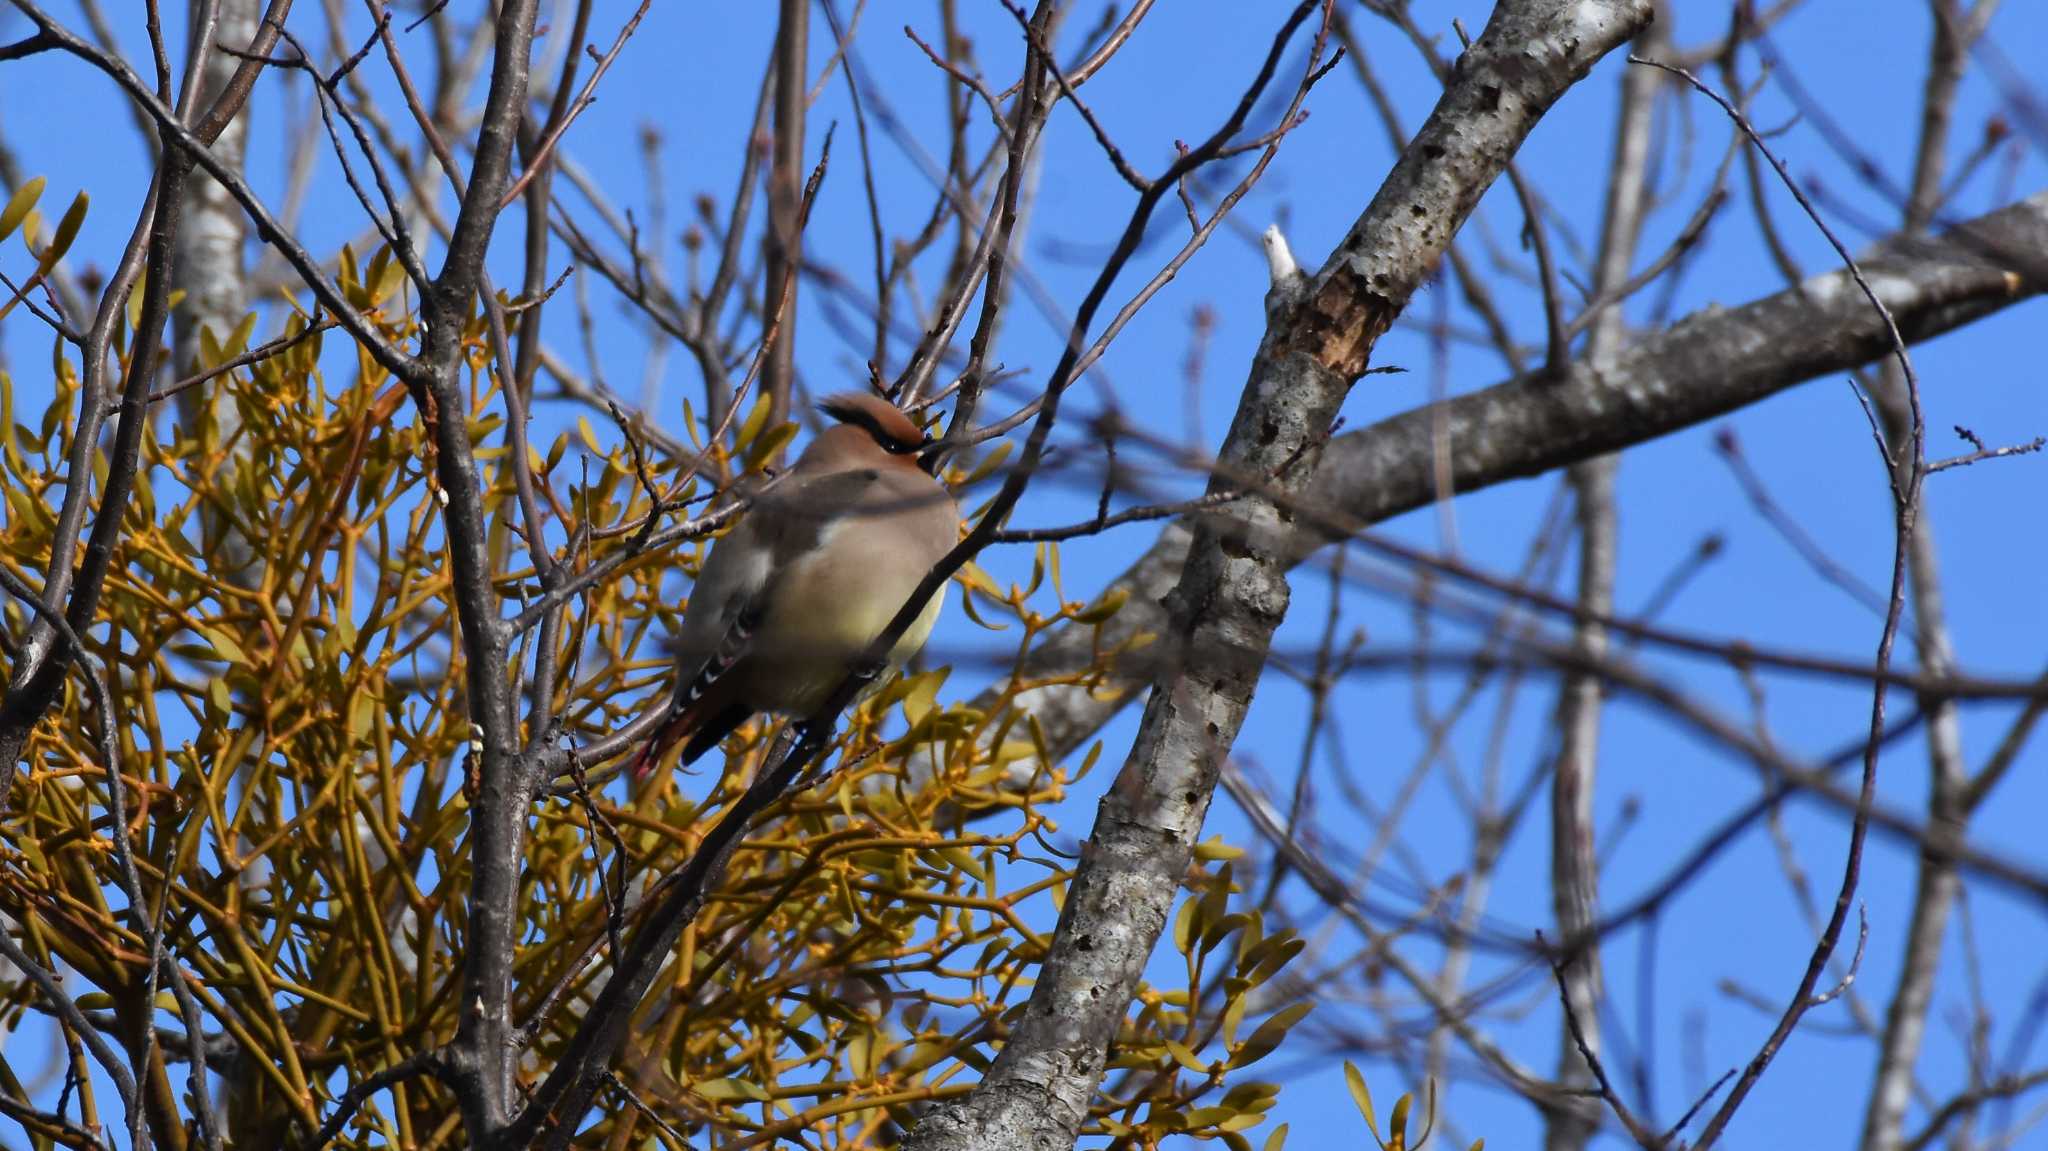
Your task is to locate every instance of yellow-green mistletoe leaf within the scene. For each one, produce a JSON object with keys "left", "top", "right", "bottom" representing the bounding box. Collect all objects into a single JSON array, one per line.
[
  {"left": 1345, "top": 1061, "right": 1379, "bottom": 1137},
  {"left": 693, "top": 1077, "right": 771, "bottom": 1103},
  {"left": 0, "top": 176, "right": 42, "bottom": 241}
]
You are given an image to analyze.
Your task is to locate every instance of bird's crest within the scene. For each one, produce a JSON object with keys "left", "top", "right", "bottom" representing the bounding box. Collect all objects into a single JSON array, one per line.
[{"left": 818, "top": 392, "right": 929, "bottom": 455}]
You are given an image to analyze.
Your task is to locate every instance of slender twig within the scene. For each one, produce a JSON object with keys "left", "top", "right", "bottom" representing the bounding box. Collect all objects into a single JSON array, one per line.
[
  {"left": 307, "top": 1049, "right": 448, "bottom": 1151},
  {"left": 1901, "top": 1067, "right": 2048, "bottom": 1151},
  {"left": 149, "top": 312, "right": 337, "bottom": 404},
  {"left": 604, "top": 1072, "right": 698, "bottom": 1150},
  {"left": 904, "top": 25, "right": 1013, "bottom": 144},
  {"left": 520, "top": 8, "right": 1328, "bottom": 1141},
  {"left": 1541, "top": 929, "right": 1658, "bottom": 1147},
  {"left": 0, "top": 931, "right": 139, "bottom": 1134},
  {"left": 1508, "top": 161, "right": 1571, "bottom": 378},
  {"left": 498, "top": 1, "right": 654, "bottom": 209},
  {"left": 1927, "top": 431, "right": 2043, "bottom": 473},
  {"left": 1636, "top": 54, "right": 1926, "bottom": 1151},
  {"left": 1661, "top": 1068, "right": 1737, "bottom": 1145},
  {"left": 1003, "top": 0, "right": 1149, "bottom": 191}
]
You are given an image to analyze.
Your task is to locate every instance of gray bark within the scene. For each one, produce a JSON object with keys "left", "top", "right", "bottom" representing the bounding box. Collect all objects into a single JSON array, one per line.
[
  {"left": 173, "top": 0, "right": 260, "bottom": 583},
  {"left": 1546, "top": 14, "right": 1662, "bottom": 1149},
  {"left": 760, "top": 0, "right": 807, "bottom": 439},
  {"left": 903, "top": 3, "right": 1655, "bottom": 1147}
]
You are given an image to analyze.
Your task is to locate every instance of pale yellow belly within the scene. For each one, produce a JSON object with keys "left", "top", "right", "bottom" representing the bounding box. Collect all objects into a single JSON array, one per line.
[{"left": 744, "top": 556, "right": 948, "bottom": 715}]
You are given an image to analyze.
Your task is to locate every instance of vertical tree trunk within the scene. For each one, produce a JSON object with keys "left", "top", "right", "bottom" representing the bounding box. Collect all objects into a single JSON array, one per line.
[
  {"left": 1546, "top": 13, "right": 1662, "bottom": 1149},
  {"left": 761, "top": 0, "right": 807, "bottom": 444},
  {"left": 174, "top": 5, "right": 264, "bottom": 1142},
  {"left": 1858, "top": 6, "right": 1994, "bottom": 1146},
  {"left": 173, "top": 0, "right": 259, "bottom": 585},
  {"left": 904, "top": 4, "right": 1656, "bottom": 1147}
]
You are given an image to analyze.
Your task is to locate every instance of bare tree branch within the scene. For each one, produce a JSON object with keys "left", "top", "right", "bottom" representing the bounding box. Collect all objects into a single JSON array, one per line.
[
  {"left": 902, "top": 3, "right": 1654, "bottom": 1148},
  {"left": 760, "top": 0, "right": 809, "bottom": 441},
  {"left": 409, "top": 0, "right": 545, "bottom": 1140},
  {"left": 1860, "top": 4, "right": 2000, "bottom": 1147},
  {"left": 971, "top": 188, "right": 2047, "bottom": 797},
  {"left": 1635, "top": 52, "right": 1927, "bottom": 1150},
  {"left": 173, "top": 0, "right": 263, "bottom": 586},
  {"left": 0, "top": 0, "right": 298, "bottom": 812},
  {"left": 1547, "top": 15, "right": 1664, "bottom": 1150}
]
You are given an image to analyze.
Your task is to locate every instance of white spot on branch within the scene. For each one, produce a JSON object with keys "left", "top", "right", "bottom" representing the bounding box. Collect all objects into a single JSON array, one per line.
[{"left": 1262, "top": 224, "right": 1300, "bottom": 288}]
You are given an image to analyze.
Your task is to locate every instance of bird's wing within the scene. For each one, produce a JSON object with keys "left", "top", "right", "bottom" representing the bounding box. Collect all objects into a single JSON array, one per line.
[
  {"left": 639, "top": 467, "right": 919, "bottom": 775},
  {"left": 671, "top": 467, "right": 885, "bottom": 701}
]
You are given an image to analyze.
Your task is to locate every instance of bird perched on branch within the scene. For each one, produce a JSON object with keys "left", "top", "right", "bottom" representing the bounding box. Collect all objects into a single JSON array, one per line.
[{"left": 631, "top": 392, "right": 960, "bottom": 778}]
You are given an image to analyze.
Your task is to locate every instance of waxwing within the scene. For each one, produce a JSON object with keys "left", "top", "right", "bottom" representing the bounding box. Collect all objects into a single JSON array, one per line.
[{"left": 634, "top": 392, "right": 959, "bottom": 774}]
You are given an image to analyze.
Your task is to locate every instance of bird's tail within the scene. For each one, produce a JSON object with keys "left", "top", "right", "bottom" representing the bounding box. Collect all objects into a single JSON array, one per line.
[
  {"left": 627, "top": 698, "right": 751, "bottom": 782},
  {"left": 626, "top": 707, "right": 691, "bottom": 783}
]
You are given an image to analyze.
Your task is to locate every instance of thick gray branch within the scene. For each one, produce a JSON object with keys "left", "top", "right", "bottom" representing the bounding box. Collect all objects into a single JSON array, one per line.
[
  {"left": 903, "top": 3, "right": 1654, "bottom": 1148},
  {"left": 978, "top": 190, "right": 2048, "bottom": 790},
  {"left": 422, "top": 1, "right": 541, "bottom": 1141}
]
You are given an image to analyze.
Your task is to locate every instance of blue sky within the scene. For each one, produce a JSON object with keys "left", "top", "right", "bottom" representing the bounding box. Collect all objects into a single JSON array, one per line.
[{"left": 2, "top": 1, "right": 2045, "bottom": 1148}]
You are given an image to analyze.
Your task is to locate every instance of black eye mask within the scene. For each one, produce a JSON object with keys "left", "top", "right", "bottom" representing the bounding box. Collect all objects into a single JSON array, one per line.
[{"left": 818, "top": 397, "right": 928, "bottom": 454}]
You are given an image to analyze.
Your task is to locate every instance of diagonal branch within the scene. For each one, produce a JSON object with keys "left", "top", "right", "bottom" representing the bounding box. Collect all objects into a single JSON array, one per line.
[
  {"left": 2, "top": 0, "right": 407, "bottom": 378},
  {"left": 965, "top": 187, "right": 2048, "bottom": 803},
  {"left": 517, "top": 5, "right": 1325, "bottom": 1142},
  {"left": 901, "top": 3, "right": 1654, "bottom": 1148},
  {"left": 0, "top": 0, "right": 297, "bottom": 831}
]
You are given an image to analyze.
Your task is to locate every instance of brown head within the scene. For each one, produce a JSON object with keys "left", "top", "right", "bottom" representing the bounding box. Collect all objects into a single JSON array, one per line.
[{"left": 803, "top": 392, "right": 933, "bottom": 471}]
